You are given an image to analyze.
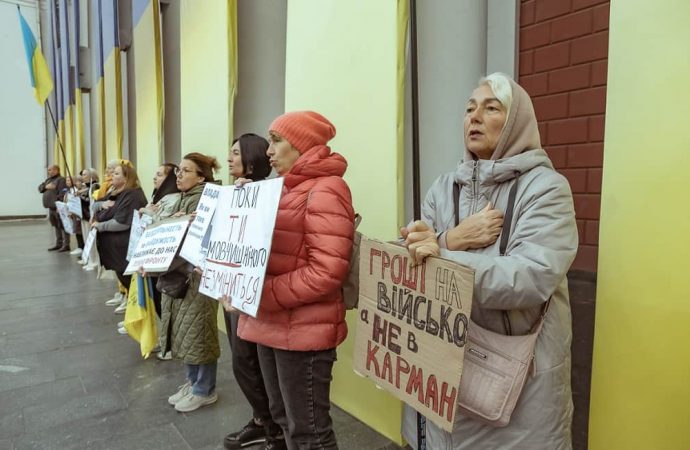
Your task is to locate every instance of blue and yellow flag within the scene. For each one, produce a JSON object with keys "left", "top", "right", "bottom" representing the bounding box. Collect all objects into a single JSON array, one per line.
[
  {"left": 124, "top": 274, "right": 159, "bottom": 358},
  {"left": 17, "top": 7, "right": 53, "bottom": 105}
]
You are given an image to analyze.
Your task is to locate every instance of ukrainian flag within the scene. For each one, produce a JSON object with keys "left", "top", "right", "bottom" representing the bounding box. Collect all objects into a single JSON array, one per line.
[{"left": 17, "top": 7, "right": 53, "bottom": 105}]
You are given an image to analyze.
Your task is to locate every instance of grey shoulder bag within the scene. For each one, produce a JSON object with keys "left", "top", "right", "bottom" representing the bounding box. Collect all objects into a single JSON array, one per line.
[{"left": 453, "top": 178, "right": 550, "bottom": 427}]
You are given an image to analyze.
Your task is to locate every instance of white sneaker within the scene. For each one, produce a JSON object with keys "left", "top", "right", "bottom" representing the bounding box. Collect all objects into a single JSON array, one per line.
[
  {"left": 168, "top": 381, "right": 192, "bottom": 406},
  {"left": 105, "top": 293, "right": 123, "bottom": 306},
  {"left": 117, "top": 321, "right": 125, "bottom": 328},
  {"left": 114, "top": 300, "right": 128, "bottom": 314},
  {"left": 157, "top": 351, "right": 173, "bottom": 361},
  {"left": 174, "top": 391, "right": 218, "bottom": 412},
  {"left": 70, "top": 248, "right": 83, "bottom": 256},
  {"left": 77, "top": 259, "right": 87, "bottom": 265},
  {"left": 117, "top": 326, "right": 127, "bottom": 335}
]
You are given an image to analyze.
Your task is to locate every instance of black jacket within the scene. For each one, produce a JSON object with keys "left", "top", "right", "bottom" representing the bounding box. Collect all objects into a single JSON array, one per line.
[{"left": 38, "top": 175, "right": 66, "bottom": 209}]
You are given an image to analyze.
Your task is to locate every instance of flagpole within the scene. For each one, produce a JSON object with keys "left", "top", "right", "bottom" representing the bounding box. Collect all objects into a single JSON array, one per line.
[{"left": 45, "top": 101, "right": 73, "bottom": 182}]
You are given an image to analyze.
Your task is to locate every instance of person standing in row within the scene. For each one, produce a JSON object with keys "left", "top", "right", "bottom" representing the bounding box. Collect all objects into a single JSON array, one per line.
[
  {"left": 234, "top": 111, "right": 355, "bottom": 449},
  {"left": 162, "top": 152, "right": 223, "bottom": 413},
  {"left": 222, "top": 134, "right": 283, "bottom": 450},
  {"left": 92, "top": 160, "right": 148, "bottom": 296},
  {"left": 38, "top": 165, "right": 68, "bottom": 251},
  {"left": 401, "top": 73, "right": 577, "bottom": 449}
]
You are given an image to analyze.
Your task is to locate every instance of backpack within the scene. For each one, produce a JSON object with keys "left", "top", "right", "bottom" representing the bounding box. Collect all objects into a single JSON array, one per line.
[{"left": 342, "top": 214, "right": 362, "bottom": 309}]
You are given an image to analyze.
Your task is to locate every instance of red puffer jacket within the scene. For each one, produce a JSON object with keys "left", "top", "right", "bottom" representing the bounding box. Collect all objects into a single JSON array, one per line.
[{"left": 238, "top": 145, "right": 355, "bottom": 351}]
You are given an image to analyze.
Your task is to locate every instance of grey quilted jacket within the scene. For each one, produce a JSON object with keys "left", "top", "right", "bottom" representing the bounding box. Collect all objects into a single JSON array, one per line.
[{"left": 160, "top": 183, "right": 220, "bottom": 364}]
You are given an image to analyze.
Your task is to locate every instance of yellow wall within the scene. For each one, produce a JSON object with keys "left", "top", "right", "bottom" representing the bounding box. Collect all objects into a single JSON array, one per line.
[
  {"left": 133, "top": 1, "right": 162, "bottom": 196},
  {"left": 179, "top": 0, "right": 234, "bottom": 182},
  {"left": 104, "top": 51, "right": 122, "bottom": 162},
  {"left": 589, "top": 1, "right": 690, "bottom": 449},
  {"left": 285, "top": 0, "right": 407, "bottom": 444}
]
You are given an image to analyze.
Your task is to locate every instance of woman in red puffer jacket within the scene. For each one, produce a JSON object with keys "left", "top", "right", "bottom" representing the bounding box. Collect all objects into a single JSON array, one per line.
[{"left": 234, "top": 111, "right": 354, "bottom": 450}]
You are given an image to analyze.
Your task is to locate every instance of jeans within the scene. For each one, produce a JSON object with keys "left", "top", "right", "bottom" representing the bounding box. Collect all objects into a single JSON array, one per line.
[
  {"left": 257, "top": 345, "right": 338, "bottom": 450},
  {"left": 224, "top": 311, "right": 280, "bottom": 435},
  {"left": 186, "top": 361, "right": 217, "bottom": 396}
]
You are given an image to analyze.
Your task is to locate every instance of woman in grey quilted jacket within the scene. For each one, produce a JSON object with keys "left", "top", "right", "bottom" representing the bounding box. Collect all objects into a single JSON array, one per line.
[
  {"left": 160, "top": 152, "right": 223, "bottom": 414},
  {"left": 402, "top": 73, "right": 578, "bottom": 449}
]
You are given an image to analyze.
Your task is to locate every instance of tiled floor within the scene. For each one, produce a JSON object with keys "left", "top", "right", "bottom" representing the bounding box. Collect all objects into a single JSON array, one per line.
[{"left": 0, "top": 221, "right": 404, "bottom": 450}]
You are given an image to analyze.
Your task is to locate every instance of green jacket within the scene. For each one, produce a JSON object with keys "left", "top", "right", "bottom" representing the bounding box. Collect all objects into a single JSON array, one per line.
[{"left": 160, "top": 182, "right": 220, "bottom": 364}]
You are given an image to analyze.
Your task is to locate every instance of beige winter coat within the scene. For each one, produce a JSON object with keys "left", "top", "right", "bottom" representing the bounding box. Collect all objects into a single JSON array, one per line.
[{"left": 402, "top": 79, "right": 578, "bottom": 449}]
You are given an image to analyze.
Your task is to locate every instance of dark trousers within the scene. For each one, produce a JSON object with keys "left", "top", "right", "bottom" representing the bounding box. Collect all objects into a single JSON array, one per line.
[
  {"left": 257, "top": 344, "right": 338, "bottom": 450},
  {"left": 115, "top": 272, "right": 132, "bottom": 293},
  {"left": 224, "top": 311, "right": 279, "bottom": 435},
  {"left": 150, "top": 276, "right": 162, "bottom": 317},
  {"left": 76, "top": 230, "right": 84, "bottom": 249},
  {"left": 48, "top": 209, "right": 68, "bottom": 246}
]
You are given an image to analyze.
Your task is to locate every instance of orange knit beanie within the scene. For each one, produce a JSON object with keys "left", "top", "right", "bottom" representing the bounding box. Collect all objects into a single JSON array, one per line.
[{"left": 269, "top": 111, "right": 336, "bottom": 153}]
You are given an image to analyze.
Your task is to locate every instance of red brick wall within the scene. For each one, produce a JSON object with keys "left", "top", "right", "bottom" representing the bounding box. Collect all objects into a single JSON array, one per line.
[{"left": 518, "top": 0, "right": 609, "bottom": 273}]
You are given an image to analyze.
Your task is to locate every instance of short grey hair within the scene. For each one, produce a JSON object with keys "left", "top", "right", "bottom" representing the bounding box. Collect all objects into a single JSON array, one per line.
[{"left": 480, "top": 72, "right": 513, "bottom": 114}]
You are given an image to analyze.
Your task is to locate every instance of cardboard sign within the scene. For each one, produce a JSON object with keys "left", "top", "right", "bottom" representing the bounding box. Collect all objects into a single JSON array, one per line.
[
  {"left": 66, "top": 193, "right": 82, "bottom": 218},
  {"left": 198, "top": 178, "right": 284, "bottom": 317},
  {"left": 82, "top": 228, "right": 97, "bottom": 265},
  {"left": 55, "top": 201, "right": 75, "bottom": 234},
  {"left": 124, "top": 217, "right": 190, "bottom": 275},
  {"left": 126, "top": 211, "right": 154, "bottom": 261},
  {"left": 353, "top": 238, "right": 474, "bottom": 432}
]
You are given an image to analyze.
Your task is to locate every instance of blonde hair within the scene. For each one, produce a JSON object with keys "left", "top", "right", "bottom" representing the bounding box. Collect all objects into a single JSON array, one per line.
[{"left": 113, "top": 161, "right": 141, "bottom": 193}]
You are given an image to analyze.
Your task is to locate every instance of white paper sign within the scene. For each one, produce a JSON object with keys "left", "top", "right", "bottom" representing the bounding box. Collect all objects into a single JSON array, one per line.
[
  {"left": 124, "top": 217, "right": 190, "bottom": 275},
  {"left": 126, "top": 211, "right": 154, "bottom": 261},
  {"left": 82, "top": 228, "right": 97, "bottom": 265},
  {"left": 55, "top": 201, "right": 75, "bottom": 234},
  {"left": 198, "top": 178, "right": 284, "bottom": 317},
  {"left": 179, "top": 183, "right": 222, "bottom": 266},
  {"left": 66, "top": 193, "right": 82, "bottom": 218}
]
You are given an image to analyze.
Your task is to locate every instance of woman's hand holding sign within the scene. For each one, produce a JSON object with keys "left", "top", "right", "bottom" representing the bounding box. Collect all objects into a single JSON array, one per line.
[
  {"left": 400, "top": 220, "right": 440, "bottom": 265},
  {"left": 220, "top": 294, "right": 237, "bottom": 313}
]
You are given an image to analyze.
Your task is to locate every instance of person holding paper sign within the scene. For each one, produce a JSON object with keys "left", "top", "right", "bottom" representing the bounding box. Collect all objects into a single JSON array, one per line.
[
  {"left": 92, "top": 161, "right": 148, "bottom": 300},
  {"left": 232, "top": 112, "right": 355, "bottom": 450},
  {"left": 401, "top": 74, "right": 578, "bottom": 449},
  {"left": 161, "top": 153, "right": 224, "bottom": 413},
  {"left": 140, "top": 163, "right": 181, "bottom": 222},
  {"left": 221, "top": 134, "right": 282, "bottom": 450},
  {"left": 64, "top": 176, "right": 84, "bottom": 254},
  {"left": 138, "top": 163, "right": 181, "bottom": 357}
]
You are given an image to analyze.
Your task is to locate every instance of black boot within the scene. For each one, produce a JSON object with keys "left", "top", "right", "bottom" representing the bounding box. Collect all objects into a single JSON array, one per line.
[
  {"left": 262, "top": 437, "right": 287, "bottom": 450},
  {"left": 47, "top": 244, "right": 61, "bottom": 251},
  {"left": 223, "top": 419, "right": 267, "bottom": 449}
]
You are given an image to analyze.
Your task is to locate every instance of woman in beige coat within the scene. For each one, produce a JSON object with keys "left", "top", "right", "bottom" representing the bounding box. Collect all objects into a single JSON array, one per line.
[{"left": 402, "top": 73, "right": 578, "bottom": 449}]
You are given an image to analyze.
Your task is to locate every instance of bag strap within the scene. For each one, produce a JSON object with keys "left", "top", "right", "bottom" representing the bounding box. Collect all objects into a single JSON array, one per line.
[
  {"left": 453, "top": 176, "right": 549, "bottom": 335},
  {"left": 499, "top": 178, "right": 519, "bottom": 256},
  {"left": 452, "top": 176, "right": 519, "bottom": 251}
]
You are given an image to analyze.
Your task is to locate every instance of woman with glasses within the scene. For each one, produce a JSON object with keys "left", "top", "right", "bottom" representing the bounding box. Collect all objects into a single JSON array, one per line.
[{"left": 161, "top": 152, "right": 224, "bottom": 413}]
